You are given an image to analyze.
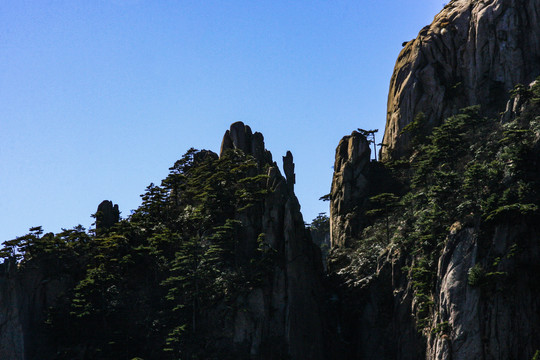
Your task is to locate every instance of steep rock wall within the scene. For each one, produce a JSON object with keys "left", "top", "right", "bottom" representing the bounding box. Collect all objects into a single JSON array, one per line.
[
  {"left": 329, "top": 131, "right": 371, "bottom": 248},
  {"left": 329, "top": 0, "right": 540, "bottom": 356},
  {"left": 329, "top": 131, "right": 402, "bottom": 248},
  {"left": 326, "top": 248, "right": 425, "bottom": 360},
  {"left": 382, "top": 0, "right": 540, "bottom": 159},
  {"left": 328, "top": 221, "right": 540, "bottom": 359},
  {"left": 427, "top": 223, "right": 540, "bottom": 360},
  {"left": 0, "top": 262, "right": 68, "bottom": 360},
  {"left": 215, "top": 122, "right": 326, "bottom": 359},
  {"left": 0, "top": 122, "right": 326, "bottom": 360}
]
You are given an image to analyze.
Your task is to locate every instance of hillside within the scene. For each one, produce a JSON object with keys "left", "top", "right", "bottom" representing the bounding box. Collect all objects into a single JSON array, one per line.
[
  {"left": 0, "top": 123, "right": 325, "bottom": 359},
  {"left": 1, "top": 0, "right": 540, "bottom": 359}
]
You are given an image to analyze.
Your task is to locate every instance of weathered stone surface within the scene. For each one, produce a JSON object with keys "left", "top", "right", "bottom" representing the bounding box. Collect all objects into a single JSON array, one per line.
[
  {"left": 0, "top": 262, "right": 68, "bottom": 360},
  {"left": 501, "top": 79, "right": 538, "bottom": 122},
  {"left": 330, "top": 131, "right": 371, "bottom": 247},
  {"left": 250, "top": 153, "right": 324, "bottom": 360},
  {"left": 211, "top": 125, "right": 326, "bottom": 359},
  {"left": 328, "top": 0, "right": 540, "bottom": 359},
  {"left": 426, "top": 224, "right": 540, "bottom": 360},
  {"left": 382, "top": 0, "right": 540, "bottom": 159},
  {"left": 327, "top": 220, "right": 540, "bottom": 360},
  {"left": 0, "top": 123, "right": 324, "bottom": 360},
  {"left": 427, "top": 226, "right": 482, "bottom": 360},
  {"left": 220, "top": 121, "right": 273, "bottom": 166},
  {"left": 325, "top": 243, "right": 425, "bottom": 360}
]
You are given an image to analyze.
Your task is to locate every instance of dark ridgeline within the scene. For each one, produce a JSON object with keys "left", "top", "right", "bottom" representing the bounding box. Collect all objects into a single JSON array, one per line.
[{"left": 0, "top": 122, "right": 326, "bottom": 360}]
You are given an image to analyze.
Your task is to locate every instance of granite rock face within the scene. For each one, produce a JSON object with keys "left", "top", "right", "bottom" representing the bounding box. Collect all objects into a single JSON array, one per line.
[
  {"left": 329, "top": 131, "right": 371, "bottom": 248},
  {"left": 328, "top": 221, "right": 540, "bottom": 359},
  {"left": 220, "top": 121, "right": 273, "bottom": 167},
  {"left": 0, "top": 123, "right": 325, "bottom": 360},
  {"left": 501, "top": 79, "right": 538, "bottom": 122},
  {"left": 426, "top": 223, "right": 540, "bottom": 360},
  {"left": 200, "top": 123, "right": 327, "bottom": 359},
  {"left": 282, "top": 151, "right": 295, "bottom": 192},
  {"left": 329, "top": 131, "right": 400, "bottom": 248},
  {"left": 382, "top": 0, "right": 540, "bottom": 159},
  {"left": 328, "top": 0, "right": 540, "bottom": 357},
  {"left": 0, "top": 262, "right": 68, "bottom": 360}
]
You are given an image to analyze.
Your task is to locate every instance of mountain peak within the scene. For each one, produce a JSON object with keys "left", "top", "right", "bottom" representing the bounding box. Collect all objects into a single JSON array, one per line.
[
  {"left": 382, "top": 0, "right": 540, "bottom": 159},
  {"left": 220, "top": 121, "right": 273, "bottom": 166}
]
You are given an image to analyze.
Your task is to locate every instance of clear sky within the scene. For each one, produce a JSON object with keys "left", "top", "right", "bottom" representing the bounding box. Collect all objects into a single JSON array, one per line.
[{"left": 1, "top": 0, "right": 445, "bottom": 242}]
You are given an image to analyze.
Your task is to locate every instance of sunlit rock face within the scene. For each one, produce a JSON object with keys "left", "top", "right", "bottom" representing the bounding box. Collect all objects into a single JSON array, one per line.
[
  {"left": 426, "top": 224, "right": 540, "bottom": 360},
  {"left": 382, "top": 0, "right": 540, "bottom": 159},
  {"left": 220, "top": 121, "right": 273, "bottom": 167},
  {"left": 329, "top": 131, "right": 371, "bottom": 248},
  {"left": 327, "top": 0, "right": 540, "bottom": 358}
]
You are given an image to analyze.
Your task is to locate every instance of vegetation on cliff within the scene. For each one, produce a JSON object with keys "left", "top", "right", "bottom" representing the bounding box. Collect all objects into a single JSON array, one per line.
[
  {"left": 2, "top": 80, "right": 539, "bottom": 359},
  {"left": 1, "top": 148, "right": 278, "bottom": 359},
  {"left": 331, "top": 78, "right": 540, "bottom": 336}
]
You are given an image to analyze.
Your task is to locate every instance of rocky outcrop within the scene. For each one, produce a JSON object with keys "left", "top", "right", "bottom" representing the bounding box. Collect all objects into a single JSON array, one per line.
[
  {"left": 0, "top": 122, "right": 325, "bottom": 360},
  {"left": 328, "top": 220, "right": 540, "bottom": 360},
  {"left": 220, "top": 121, "right": 273, "bottom": 167},
  {"left": 328, "top": 94, "right": 540, "bottom": 359},
  {"left": 329, "top": 131, "right": 401, "bottom": 248},
  {"left": 382, "top": 0, "right": 540, "bottom": 159},
  {"left": 325, "top": 245, "right": 425, "bottom": 360},
  {"left": 282, "top": 151, "right": 295, "bottom": 192},
  {"left": 501, "top": 79, "right": 538, "bottom": 122},
  {"left": 210, "top": 123, "right": 326, "bottom": 359},
  {"left": 95, "top": 200, "right": 119, "bottom": 232},
  {"left": 329, "top": 1, "right": 540, "bottom": 356},
  {"left": 329, "top": 131, "right": 372, "bottom": 248}
]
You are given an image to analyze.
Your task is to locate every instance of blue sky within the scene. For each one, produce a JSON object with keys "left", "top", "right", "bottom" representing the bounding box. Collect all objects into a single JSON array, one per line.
[{"left": 1, "top": 0, "right": 444, "bottom": 241}]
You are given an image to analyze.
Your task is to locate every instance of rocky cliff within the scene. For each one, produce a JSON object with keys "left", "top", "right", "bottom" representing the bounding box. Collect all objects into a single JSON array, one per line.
[
  {"left": 95, "top": 200, "right": 120, "bottom": 232},
  {"left": 329, "top": 131, "right": 402, "bottom": 249},
  {"left": 329, "top": 131, "right": 371, "bottom": 248},
  {"left": 328, "top": 0, "right": 540, "bottom": 357},
  {"left": 0, "top": 122, "right": 326, "bottom": 360},
  {"left": 3, "top": 0, "right": 540, "bottom": 358},
  {"left": 382, "top": 0, "right": 540, "bottom": 159},
  {"left": 427, "top": 222, "right": 540, "bottom": 360},
  {"left": 220, "top": 121, "right": 273, "bottom": 167},
  {"left": 0, "top": 261, "right": 68, "bottom": 360},
  {"left": 214, "top": 122, "right": 326, "bottom": 359},
  {"left": 328, "top": 220, "right": 540, "bottom": 359}
]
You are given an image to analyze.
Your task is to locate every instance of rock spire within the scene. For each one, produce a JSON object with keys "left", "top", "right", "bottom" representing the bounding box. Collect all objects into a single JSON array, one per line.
[
  {"left": 220, "top": 121, "right": 272, "bottom": 166},
  {"left": 329, "top": 131, "right": 371, "bottom": 247}
]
